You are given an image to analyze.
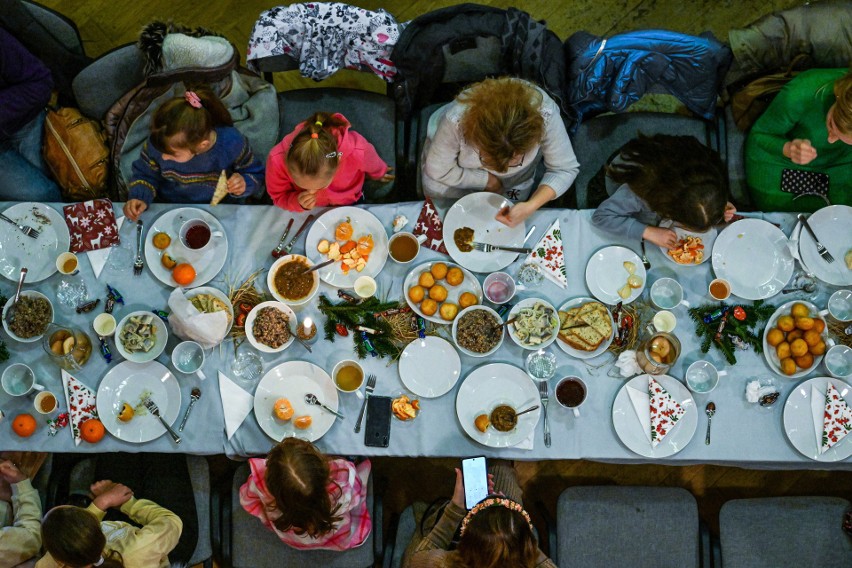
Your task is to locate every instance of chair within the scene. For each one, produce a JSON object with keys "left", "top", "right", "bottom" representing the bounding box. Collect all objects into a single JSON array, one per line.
[
  {"left": 21, "top": 0, "right": 84, "bottom": 56},
  {"left": 556, "top": 486, "right": 701, "bottom": 568},
  {"left": 217, "top": 462, "right": 380, "bottom": 568},
  {"left": 719, "top": 496, "right": 852, "bottom": 567},
  {"left": 382, "top": 504, "right": 416, "bottom": 568},
  {"left": 72, "top": 43, "right": 146, "bottom": 120}
]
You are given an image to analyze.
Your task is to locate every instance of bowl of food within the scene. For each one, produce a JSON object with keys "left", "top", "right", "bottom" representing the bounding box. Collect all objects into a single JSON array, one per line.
[
  {"left": 391, "top": 392, "right": 421, "bottom": 423},
  {"left": 245, "top": 301, "right": 296, "bottom": 353},
  {"left": 2, "top": 291, "right": 53, "bottom": 343},
  {"left": 473, "top": 401, "right": 520, "bottom": 434},
  {"left": 185, "top": 287, "right": 235, "bottom": 336},
  {"left": 115, "top": 311, "right": 169, "bottom": 363},
  {"left": 508, "top": 298, "right": 560, "bottom": 350},
  {"left": 267, "top": 254, "right": 320, "bottom": 308},
  {"left": 452, "top": 305, "right": 504, "bottom": 357}
]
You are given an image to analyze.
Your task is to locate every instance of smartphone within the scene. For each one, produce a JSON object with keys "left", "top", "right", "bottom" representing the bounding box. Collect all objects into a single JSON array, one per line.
[
  {"left": 364, "top": 396, "right": 392, "bottom": 448},
  {"left": 461, "top": 456, "right": 488, "bottom": 509}
]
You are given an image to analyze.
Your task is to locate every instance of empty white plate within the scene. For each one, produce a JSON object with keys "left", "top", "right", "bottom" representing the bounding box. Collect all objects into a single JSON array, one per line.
[{"left": 399, "top": 336, "right": 461, "bottom": 398}]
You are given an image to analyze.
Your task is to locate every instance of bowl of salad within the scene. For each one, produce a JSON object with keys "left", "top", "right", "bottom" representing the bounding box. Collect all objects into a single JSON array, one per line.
[{"left": 507, "top": 299, "right": 559, "bottom": 350}]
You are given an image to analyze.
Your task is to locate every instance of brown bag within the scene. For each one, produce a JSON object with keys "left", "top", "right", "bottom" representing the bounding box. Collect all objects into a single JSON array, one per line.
[
  {"left": 730, "top": 54, "right": 811, "bottom": 131},
  {"left": 42, "top": 107, "right": 109, "bottom": 200}
]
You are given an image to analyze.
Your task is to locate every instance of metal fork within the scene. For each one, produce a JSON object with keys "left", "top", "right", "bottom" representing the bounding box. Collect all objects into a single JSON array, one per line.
[
  {"left": 133, "top": 220, "right": 144, "bottom": 276},
  {"left": 471, "top": 242, "right": 532, "bottom": 254},
  {"left": 797, "top": 214, "right": 834, "bottom": 263},
  {"left": 640, "top": 239, "right": 651, "bottom": 270},
  {"left": 142, "top": 397, "right": 181, "bottom": 443},
  {"left": 354, "top": 373, "right": 377, "bottom": 433},
  {"left": 0, "top": 213, "right": 40, "bottom": 239},
  {"left": 538, "top": 381, "right": 551, "bottom": 448}
]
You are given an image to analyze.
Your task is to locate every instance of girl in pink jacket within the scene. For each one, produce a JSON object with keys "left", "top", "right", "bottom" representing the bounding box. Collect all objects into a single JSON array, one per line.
[{"left": 266, "top": 112, "right": 393, "bottom": 211}]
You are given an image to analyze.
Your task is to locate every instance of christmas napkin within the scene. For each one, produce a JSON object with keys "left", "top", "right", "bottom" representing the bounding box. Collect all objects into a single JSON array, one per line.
[
  {"left": 413, "top": 197, "right": 449, "bottom": 255},
  {"left": 218, "top": 371, "right": 254, "bottom": 440},
  {"left": 63, "top": 199, "right": 120, "bottom": 253},
  {"left": 816, "top": 382, "right": 852, "bottom": 453},
  {"left": 646, "top": 377, "right": 685, "bottom": 448},
  {"left": 61, "top": 370, "right": 99, "bottom": 446},
  {"left": 524, "top": 220, "right": 566, "bottom": 288}
]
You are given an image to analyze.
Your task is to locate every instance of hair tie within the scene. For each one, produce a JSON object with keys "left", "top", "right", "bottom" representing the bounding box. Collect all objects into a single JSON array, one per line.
[
  {"left": 315, "top": 120, "right": 323, "bottom": 127},
  {"left": 459, "top": 496, "right": 534, "bottom": 537},
  {"left": 184, "top": 91, "right": 202, "bottom": 109},
  {"left": 93, "top": 557, "right": 104, "bottom": 567},
  {"left": 325, "top": 151, "right": 341, "bottom": 159},
  {"left": 311, "top": 133, "right": 319, "bottom": 139}
]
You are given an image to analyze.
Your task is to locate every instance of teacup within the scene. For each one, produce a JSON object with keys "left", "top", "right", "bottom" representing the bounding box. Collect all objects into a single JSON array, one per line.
[
  {"left": 1, "top": 364, "right": 44, "bottom": 397},
  {"left": 34, "top": 391, "right": 59, "bottom": 415},
  {"left": 653, "top": 311, "right": 677, "bottom": 333},
  {"left": 827, "top": 290, "right": 852, "bottom": 323},
  {"left": 555, "top": 376, "right": 587, "bottom": 417},
  {"left": 650, "top": 278, "right": 689, "bottom": 310},
  {"left": 709, "top": 278, "right": 731, "bottom": 301},
  {"left": 56, "top": 252, "right": 79, "bottom": 275},
  {"left": 171, "top": 341, "right": 207, "bottom": 380},
  {"left": 332, "top": 360, "right": 365, "bottom": 393},
  {"left": 179, "top": 219, "right": 222, "bottom": 253},
  {"left": 389, "top": 232, "right": 426, "bottom": 264},
  {"left": 685, "top": 360, "right": 726, "bottom": 394},
  {"left": 825, "top": 345, "right": 852, "bottom": 380}
]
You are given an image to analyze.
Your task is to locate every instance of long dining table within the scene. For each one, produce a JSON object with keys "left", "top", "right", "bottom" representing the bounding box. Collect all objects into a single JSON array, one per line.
[{"left": 0, "top": 201, "right": 849, "bottom": 471}]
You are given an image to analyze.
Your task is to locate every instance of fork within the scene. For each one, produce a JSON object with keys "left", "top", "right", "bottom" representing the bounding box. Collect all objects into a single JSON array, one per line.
[
  {"left": 133, "top": 220, "right": 144, "bottom": 276},
  {"left": 640, "top": 239, "right": 651, "bottom": 270},
  {"left": 471, "top": 242, "right": 532, "bottom": 254},
  {"left": 0, "top": 213, "right": 40, "bottom": 239},
  {"left": 354, "top": 373, "right": 377, "bottom": 433},
  {"left": 538, "top": 381, "right": 551, "bottom": 448},
  {"left": 797, "top": 214, "right": 834, "bottom": 263},
  {"left": 142, "top": 397, "right": 181, "bottom": 443}
]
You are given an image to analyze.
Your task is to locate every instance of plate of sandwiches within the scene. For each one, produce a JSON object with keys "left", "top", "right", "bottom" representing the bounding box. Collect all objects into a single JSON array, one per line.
[{"left": 556, "top": 298, "right": 615, "bottom": 359}]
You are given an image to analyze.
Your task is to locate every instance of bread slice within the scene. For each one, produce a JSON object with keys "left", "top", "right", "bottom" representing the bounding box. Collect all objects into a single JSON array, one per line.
[
  {"left": 559, "top": 307, "right": 582, "bottom": 329},
  {"left": 580, "top": 306, "right": 612, "bottom": 338},
  {"left": 571, "top": 325, "right": 604, "bottom": 348},
  {"left": 210, "top": 170, "right": 228, "bottom": 206},
  {"left": 558, "top": 331, "right": 595, "bottom": 351}
]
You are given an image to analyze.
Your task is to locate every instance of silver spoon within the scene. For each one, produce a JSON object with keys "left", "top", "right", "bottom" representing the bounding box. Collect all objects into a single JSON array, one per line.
[
  {"left": 304, "top": 393, "right": 344, "bottom": 420},
  {"left": 705, "top": 402, "right": 716, "bottom": 445},
  {"left": 178, "top": 388, "right": 201, "bottom": 432},
  {"left": 782, "top": 281, "right": 817, "bottom": 294},
  {"left": 513, "top": 404, "right": 540, "bottom": 418},
  {"left": 4, "top": 268, "right": 27, "bottom": 325}
]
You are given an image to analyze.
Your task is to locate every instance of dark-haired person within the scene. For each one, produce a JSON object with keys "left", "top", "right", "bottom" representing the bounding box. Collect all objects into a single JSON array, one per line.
[
  {"left": 591, "top": 134, "right": 736, "bottom": 248},
  {"left": 421, "top": 77, "right": 579, "bottom": 227},
  {"left": 0, "top": 459, "right": 41, "bottom": 568},
  {"left": 239, "top": 438, "right": 371, "bottom": 550},
  {"left": 123, "top": 86, "right": 265, "bottom": 221}
]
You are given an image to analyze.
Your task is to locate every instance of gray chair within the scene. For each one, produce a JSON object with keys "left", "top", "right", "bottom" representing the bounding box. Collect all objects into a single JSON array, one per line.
[
  {"left": 383, "top": 504, "right": 417, "bottom": 568},
  {"left": 21, "top": 0, "right": 84, "bottom": 55},
  {"left": 72, "top": 43, "right": 146, "bottom": 120},
  {"left": 557, "top": 486, "right": 700, "bottom": 568},
  {"left": 719, "top": 496, "right": 852, "bottom": 567}
]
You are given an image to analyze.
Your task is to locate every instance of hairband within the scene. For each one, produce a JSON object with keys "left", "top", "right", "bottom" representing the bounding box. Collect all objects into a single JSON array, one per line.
[
  {"left": 459, "top": 496, "right": 534, "bottom": 537},
  {"left": 93, "top": 557, "right": 104, "bottom": 567},
  {"left": 184, "top": 91, "right": 202, "bottom": 109},
  {"left": 325, "top": 151, "right": 341, "bottom": 159},
  {"left": 311, "top": 133, "right": 319, "bottom": 139},
  {"left": 315, "top": 120, "right": 323, "bottom": 127}
]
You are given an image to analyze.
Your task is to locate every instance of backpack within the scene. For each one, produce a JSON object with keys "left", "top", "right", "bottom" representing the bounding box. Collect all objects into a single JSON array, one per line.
[{"left": 42, "top": 106, "right": 110, "bottom": 200}]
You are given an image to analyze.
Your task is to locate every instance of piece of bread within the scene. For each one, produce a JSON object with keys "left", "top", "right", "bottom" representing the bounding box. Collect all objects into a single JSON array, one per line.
[
  {"left": 580, "top": 306, "right": 612, "bottom": 338},
  {"left": 559, "top": 307, "right": 582, "bottom": 329},
  {"left": 558, "top": 330, "right": 596, "bottom": 351},
  {"left": 571, "top": 325, "right": 604, "bottom": 348},
  {"left": 210, "top": 169, "right": 228, "bottom": 206}
]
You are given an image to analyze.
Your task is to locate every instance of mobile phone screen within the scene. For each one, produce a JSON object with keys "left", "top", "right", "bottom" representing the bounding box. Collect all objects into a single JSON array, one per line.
[
  {"left": 462, "top": 456, "right": 488, "bottom": 509},
  {"left": 364, "top": 396, "right": 392, "bottom": 448}
]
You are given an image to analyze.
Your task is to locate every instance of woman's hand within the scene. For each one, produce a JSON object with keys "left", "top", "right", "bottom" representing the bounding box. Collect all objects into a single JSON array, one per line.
[
  {"left": 227, "top": 173, "right": 246, "bottom": 196},
  {"left": 723, "top": 202, "right": 737, "bottom": 222},
  {"left": 375, "top": 167, "right": 395, "bottom": 184},
  {"left": 643, "top": 226, "right": 678, "bottom": 249},
  {"left": 484, "top": 173, "right": 503, "bottom": 194},
  {"left": 91, "top": 480, "right": 133, "bottom": 511},
  {"left": 783, "top": 139, "right": 818, "bottom": 165},
  {"left": 297, "top": 190, "right": 318, "bottom": 211},
  {"left": 123, "top": 199, "right": 147, "bottom": 222},
  {"left": 451, "top": 468, "right": 466, "bottom": 509},
  {"left": 496, "top": 201, "right": 535, "bottom": 228}
]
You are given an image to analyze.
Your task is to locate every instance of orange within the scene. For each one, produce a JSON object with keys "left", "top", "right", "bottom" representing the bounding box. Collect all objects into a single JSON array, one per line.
[
  {"left": 356, "top": 235, "right": 374, "bottom": 255},
  {"left": 12, "top": 414, "right": 37, "bottom": 437},
  {"left": 273, "top": 398, "right": 294, "bottom": 421},
  {"left": 335, "top": 220, "right": 353, "bottom": 241},
  {"left": 294, "top": 415, "right": 312, "bottom": 429},
  {"left": 172, "top": 263, "right": 196, "bottom": 286},
  {"left": 80, "top": 418, "right": 105, "bottom": 444},
  {"left": 812, "top": 318, "right": 826, "bottom": 334}
]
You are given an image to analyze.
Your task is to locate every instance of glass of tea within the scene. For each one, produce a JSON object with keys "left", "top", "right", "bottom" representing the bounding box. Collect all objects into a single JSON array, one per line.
[
  {"left": 332, "top": 360, "right": 365, "bottom": 393},
  {"left": 42, "top": 323, "right": 93, "bottom": 371},
  {"left": 179, "top": 219, "right": 221, "bottom": 252},
  {"left": 389, "top": 232, "right": 426, "bottom": 264}
]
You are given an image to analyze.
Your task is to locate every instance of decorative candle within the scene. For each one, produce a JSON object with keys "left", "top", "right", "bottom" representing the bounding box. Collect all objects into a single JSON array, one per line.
[{"left": 297, "top": 317, "right": 317, "bottom": 341}]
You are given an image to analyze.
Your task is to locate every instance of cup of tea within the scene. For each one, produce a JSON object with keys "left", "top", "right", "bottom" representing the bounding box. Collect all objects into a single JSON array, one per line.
[
  {"left": 34, "top": 391, "right": 58, "bottom": 415},
  {"left": 171, "top": 341, "right": 207, "bottom": 380},
  {"left": 93, "top": 313, "right": 117, "bottom": 338},
  {"left": 483, "top": 272, "right": 516, "bottom": 304},
  {"left": 555, "top": 376, "right": 587, "bottom": 417},
  {"left": 1, "top": 364, "right": 44, "bottom": 397},
  {"left": 354, "top": 276, "right": 377, "bottom": 299},
  {"left": 56, "top": 252, "right": 79, "bottom": 275},
  {"left": 685, "top": 360, "right": 726, "bottom": 394},
  {"left": 179, "top": 219, "right": 222, "bottom": 252},
  {"left": 826, "top": 290, "right": 852, "bottom": 323},
  {"left": 650, "top": 278, "right": 689, "bottom": 310},
  {"left": 332, "top": 360, "right": 365, "bottom": 393},
  {"left": 825, "top": 345, "right": 852, "bottom": 380},
  {"left": 652, "top": 311, "right": 677, "bottom": 333},
  {"left": 709, "top": 278, "right": 731, "bottom": 301},
  {"left": 388, "top": 232, "right": 426, "bottom": 264}
]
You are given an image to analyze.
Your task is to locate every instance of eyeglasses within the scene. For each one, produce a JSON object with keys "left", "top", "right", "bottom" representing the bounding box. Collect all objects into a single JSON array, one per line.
[{"left": 477, "top": 150, "right": 525, "bottom": 170}]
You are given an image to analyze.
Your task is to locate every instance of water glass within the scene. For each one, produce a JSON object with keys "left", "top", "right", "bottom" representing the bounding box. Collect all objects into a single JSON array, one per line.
[
  {"left": 516, "top": 262, "right": 544, "bottom": 288},
  {"left": 650, "top": 278, "right": 687, "bottom": 310},
  {"left": 56, "top": 277, "right": 88, "bottom": 309},
  {"left": 685, "top": 360, "right": 726, "bottom": 394},
  {"left": 171, "top": 341, "right": 207, "bottom": 380},
  {"left": 231, "top": 351, "right": 263, "bottom": 386},
  {"left": 525, "top": 349, "right": 557, "bottom": 382},
  {"left": 825, "top": 345, "right": 852, "bottom": 380}
]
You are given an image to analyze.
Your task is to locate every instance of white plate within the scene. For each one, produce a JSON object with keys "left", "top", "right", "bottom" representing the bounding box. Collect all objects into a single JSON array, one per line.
[
  {"left": 456, "top": 363, "right": 540, "bottom": 448},
  {"left": 584, "top": 246, "right": 647, "bottom": 305},
  {"left": 254, "top": 361, "right": 338, "bottom": 443},
  {"left": 507, "top": 298, "right": 560, "bottom": 350},
  {"left": 267, "top": 254, "right": 320, "bottom": 307},
  {"left": 402, "top": 260, "right": 483, "bottom": 325},
  {"left": 304, "top": 206, "right": 389, "bottom": 288},
  {"left": 184, "top": 286, "right": 234, "bottom": 337},
  {"left": 612, "top": 374, "right": 697, "bottom": 458},
  {"left": 0, "top": 203, "right": 69, "bottom": 283},
  {"left": 797, "top": 205, "right": 852, "bottom": 287},
  {"left": 399, "top": 336, "right": 462, "bottom": 398},
  {"left": 657, "top": 219, "right": 716, "bottom": 266},
  {"left": 2, "top": 291, "right": 53, "bottom": 343},
  {"left": 442, "top": 192, "right": 526, "bottom": 273},
  {"left": 762, "top": 301, "right": 828, "bottom": 379},
  {"left": 244, "top": 301, "right": 296, "bottom": 353},
  {"left": 144, "top": 207, "right": 229, "bottom": 288},
  {"left": 783, "top": 377, "right": 852, "bottom": 462},
  {"left": 114, "top": 311, "right": 168, "bottom": 363},
  {"left": 96, "top": 361, "right": 181, "bottom": 443},
  {"left": 452, "top": 305, "right": 504, "bottom": 357},
  {"left": 555, "top": 297, "right": 614, "bottom": 359},
  {"left": 711, "top": 219, "right": 794, "bottom": 300}
]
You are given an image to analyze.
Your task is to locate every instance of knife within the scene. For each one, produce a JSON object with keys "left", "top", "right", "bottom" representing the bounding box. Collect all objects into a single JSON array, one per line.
[
  {"left": 486, "top": 244, "right": 533, "bottom": 254},
  {"left": 523, "top": 225, "right": 536, "bottom": 245},
  {"left": 271, "top": 218, "right": 295, "bottom": 258},
  {"left": 282, "top": 214, "right": 315, "bottom": 255}
]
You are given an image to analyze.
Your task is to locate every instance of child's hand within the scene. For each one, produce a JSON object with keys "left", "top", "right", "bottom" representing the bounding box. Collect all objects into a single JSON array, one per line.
[
  {"left": 484, "top": 172, "right": 503, "bottom": 194},
  {"left": 723, "top": 202, "right": 737, "bottom": 222},
  {"left": 783, "top": 139, "right": 817, "bottom": 165},
  {"left": 227, "top": 173, "right": 246, "bottom": 196},
  {"left": 375, "top": 167, "right": 395, "bottom": 184},
  {"left": 643, "top": 226, "right": 678, "bottom": 249},
  {"left": 123, "top": 199, "right": 147, "bottom": 222},
  {"left": 0, "top": 460, "right": 27, "bottom": 484},
  {"left": 297, "top": 190, "right": 318, "bottom": 211},
  {"left": 90, "top": 480, "right": 133, "bottom": 511}
]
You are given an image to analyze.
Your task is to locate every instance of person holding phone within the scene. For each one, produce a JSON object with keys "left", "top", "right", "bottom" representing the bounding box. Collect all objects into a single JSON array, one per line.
[{"left": 403, "top": 460, "right": 556, "bottom": 568}]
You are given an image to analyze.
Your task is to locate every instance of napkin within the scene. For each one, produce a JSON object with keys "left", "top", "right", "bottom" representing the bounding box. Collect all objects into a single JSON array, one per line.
[
  {"left": 524, "top": 219, "right": 567, "bottom": 288},
  {"left": 648, "top": 377, "right": 685, "bottom": 448},
  {"left": 814, "top": 383, "right": 852, "bottom": 453},
  {"left": 218, "top": 371, "right": 253, "bottom": 440},
  {"left": 61, "top": 370, "right": 98, "bottom": 446},
  {"left": 167, "top": 288, "right": 229, "bottom": 349},
  {"left": 63, "top": 199, "right": 120, "bottom": 253},
  {"left": 627, "top": 386, "right": 653, "bottom": 444},
  {"left": 413, "top": 197, "right": 449, "bottom": 255},
  {"left": 89, "top": 216, "right": 125, "bottom": 279}
]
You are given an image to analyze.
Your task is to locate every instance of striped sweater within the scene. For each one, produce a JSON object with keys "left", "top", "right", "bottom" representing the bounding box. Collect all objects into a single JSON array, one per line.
[{"left": 128, "top": 125, "right": 265, "bottom": 204}]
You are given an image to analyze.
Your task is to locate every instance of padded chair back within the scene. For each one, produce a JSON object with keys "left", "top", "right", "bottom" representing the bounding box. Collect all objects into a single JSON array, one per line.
[
  {"left": 557, "top": 486, "right": 700, "bottom": 568},
  {"left": 21, "top": 0, "right": 84, "bottom": 55},
  {"left": 72, "top": 44, "right": 146, "bottom": 120},
  {"left": 185, "top": 455, "right": 213, "bottom": 567},
  {"left": 719, "top": 496, "right": 852, "bottom": 567}
]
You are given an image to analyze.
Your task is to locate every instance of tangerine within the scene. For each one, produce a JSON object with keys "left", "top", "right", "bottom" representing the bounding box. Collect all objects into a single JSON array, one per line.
[
  {"left": 152, "top": 232, "right": 171, "bottom": 250},
  {"left": 80, "top": 418, "right": 105, "bottom": 443},
  {"left": 335, "top": 220, "right": 353, "bottom": 241},
  {"left": 357, "top": 235, "right": 374, "bottom": 255},
  {"left": 172, "top": 263, "right": 196, "bottom": 286},
  {"left": 294, "top": 415, "right": 312, "bottom": 429},
  {"left": 12, "top": 414, "right": 37, "bottom": 437}
]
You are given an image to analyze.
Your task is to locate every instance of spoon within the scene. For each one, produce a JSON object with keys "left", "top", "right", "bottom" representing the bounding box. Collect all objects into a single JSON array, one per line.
[
  {"left": 305, "top": 393, "right": 344, "bottom": 420},
  {"left": 501, "top": 317, "right": 518, "bottom": 331},
  {"left": 4, "top": 268, "right": 27, "bottom": 325},
  {"left": 300, "top": 258, "right": 335, "bottom": 274},
  {"left": 705, "top": 402, "right": 716, "bottom": 445},
  {"left": 178, "top": 388, "right": 201, "bottom": 432},
  {"left": 782, "top": 281, "right": 817, "bottom": 294},
  {"left": 513, "top": 404, "right": 539, "bottom": 418},
  {"left": 294, "top": 335, "right": 313, "bottom": 353}
]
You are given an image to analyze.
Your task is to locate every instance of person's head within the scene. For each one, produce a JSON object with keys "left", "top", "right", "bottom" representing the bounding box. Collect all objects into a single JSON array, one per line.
[
  {"left": 42, "top": 506, "right": 125, "bottom": 568},
  {"left": 264, "top": 437, "right": 342, "bottom": 537},
  {"left": 607, "top": 134, "right": 727, "bottom": 232},
  {"left": 458, "top": 78, "right": 545, "bottom": 173},
  {"left": 455, "top": 497, "right": 538, "bottom": 568},
  {"left": 150, "top": 86, "right": 233, "bottom": 162},
  {"left": 827, "top": 70, "right": 852, "bottom": 145},
  {"left": 286, "top": 112, "right": 349, "bottom": 190}
]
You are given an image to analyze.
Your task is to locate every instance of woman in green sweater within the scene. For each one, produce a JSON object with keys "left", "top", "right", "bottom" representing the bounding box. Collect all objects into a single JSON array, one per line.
[{"left": 745, "top": 68, "right": 852, "bottom": 211}]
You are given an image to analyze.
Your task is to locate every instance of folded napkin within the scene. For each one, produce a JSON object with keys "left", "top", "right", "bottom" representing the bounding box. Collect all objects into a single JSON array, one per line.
[
  {"left": 628, "top": 378, "right": 685, "bottom": 448},
  {"left": 413, "top": 197, "right": 449, "bottom": 255},
  {"left": 167, "top": 288, "right": 229, "bottom": 349},
  {"left": 89, "top": 216, "right": 125, "bottom": 279},
  {"left": 813, "top": 382, "right": 852, "bottom": 453},
  {"left": 627, "top": 386, "right": 653, "bottom": 444},
  {"left": 64, "top": 199, "right": 120, "bottom": 253},
  {"left": 218, "top": 371, "right": 254, "bottom": 440},
  {"left": 61, "top": 370, "right": 98, "bottom": 446},
  {"left": 524, "top": 219, "right": 566, "bottom": 288}
]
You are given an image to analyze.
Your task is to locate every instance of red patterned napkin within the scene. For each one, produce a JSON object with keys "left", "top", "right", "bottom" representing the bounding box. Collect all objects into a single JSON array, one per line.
[
  {"left": 525, "top": 220, "right": 567, "bottom": 288},
  {"left": 63, "top": 199, "right": 120, "bottom": 253},
  {"left": 649, "top": 377, "right": 685, "bottom": 448},
  {"left": 821, "top": 382, "right": 852, "bottom": 453},
  {"left": 61, "top": 370, "right": 99, "bottom": 446},
  {"left": 413, "top": 197, "right": 449, "bottom": 255}
]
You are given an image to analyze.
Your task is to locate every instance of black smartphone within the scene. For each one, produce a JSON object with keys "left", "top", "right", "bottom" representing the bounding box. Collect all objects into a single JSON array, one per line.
[
  {"left": 364, "top": 396, "right": 392, "bottom": 448},
  {"left": 461, "top": 456, "right": 488, "bottom": 509}
]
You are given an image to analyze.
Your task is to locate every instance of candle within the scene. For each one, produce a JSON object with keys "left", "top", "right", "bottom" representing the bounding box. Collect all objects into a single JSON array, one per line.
[{"left": 297, "top": 317, "right": 317, "bottom": 341}]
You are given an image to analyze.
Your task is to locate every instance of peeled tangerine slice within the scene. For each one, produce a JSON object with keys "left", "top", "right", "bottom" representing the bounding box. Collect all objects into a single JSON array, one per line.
[
  {"left": 618, "top": 284, "right": 632, "bottom": 299},
  {"left": 623, "top": 261, "right": 636, "bottom": 274},
  {"left": 627, "top": 274, "right": 643, "bottom": 289}
]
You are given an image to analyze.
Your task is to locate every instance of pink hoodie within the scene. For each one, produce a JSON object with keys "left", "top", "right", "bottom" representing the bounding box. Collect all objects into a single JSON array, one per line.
[{"left": 266, "top": 114, "right": 388, "bottom": 211}]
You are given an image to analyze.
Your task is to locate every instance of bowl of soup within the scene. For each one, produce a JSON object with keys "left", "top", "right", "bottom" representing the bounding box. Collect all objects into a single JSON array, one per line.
[{"left": 267, "top": 254, "right": 320, "bottom": 307}]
